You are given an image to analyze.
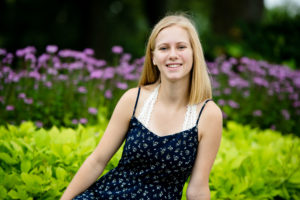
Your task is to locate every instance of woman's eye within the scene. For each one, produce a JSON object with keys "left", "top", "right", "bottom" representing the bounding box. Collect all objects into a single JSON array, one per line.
[
  {"left": 159, "top": 47, "right": 167, "bottom": 50},
  {"left": 178, "top": 46, "right": 186, "bottom": 49}
]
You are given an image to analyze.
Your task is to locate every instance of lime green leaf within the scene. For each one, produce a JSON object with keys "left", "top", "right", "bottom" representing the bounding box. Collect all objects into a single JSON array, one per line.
[
  {"left": 0, "top": 152, "right": 18, "bottom": 164},
  {"left": 21, "top": 160, "right": 31, "bottom": 173}
]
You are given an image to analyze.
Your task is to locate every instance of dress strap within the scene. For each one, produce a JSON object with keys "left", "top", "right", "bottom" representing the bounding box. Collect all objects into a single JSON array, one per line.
[
  {"left": 132, "top": 87, "right": 141, "bottom": 117},
  {"left": 196, "top": 99, "right": 212, "bottom": 126}
]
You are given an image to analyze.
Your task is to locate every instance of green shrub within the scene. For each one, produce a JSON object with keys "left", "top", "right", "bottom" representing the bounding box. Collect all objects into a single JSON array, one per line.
[{"left": 0, "top": 121, "right": 299, "bottom": 199}]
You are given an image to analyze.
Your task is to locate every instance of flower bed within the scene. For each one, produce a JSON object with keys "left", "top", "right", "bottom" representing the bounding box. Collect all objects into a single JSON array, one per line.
[
  {"left": 1, "top": 46, "right": 299, "bottom": 135},
  {"left": 0, "top": 46, "right": 143, "bottom": 128}
]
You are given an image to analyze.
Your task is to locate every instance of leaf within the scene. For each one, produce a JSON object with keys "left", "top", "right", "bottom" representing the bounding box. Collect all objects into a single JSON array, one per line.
[
  {"left": 0, "top": 152, "right": 18, "bottom": 165},
  {"left": 21, "top": 173, "right": 43, "bottom": 188},
  {"left": 55, "top": 167, "right": 67, "bottom": 180},
  {"left": 21, "top": 160, "right": 31, "bottom": 173},
  {"left": 0, "top": 185, "right": 7, "bottom": 199}
]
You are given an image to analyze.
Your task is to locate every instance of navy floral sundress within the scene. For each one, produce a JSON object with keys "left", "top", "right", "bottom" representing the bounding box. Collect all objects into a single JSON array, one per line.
[{"left": 73, "top": 88, "right": 212, "bottom": 200}]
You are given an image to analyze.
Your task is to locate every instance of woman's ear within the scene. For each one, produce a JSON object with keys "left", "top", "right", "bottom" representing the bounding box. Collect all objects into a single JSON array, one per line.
[{"left": 153, "top": 60, "right": 156, "bottom": 66}]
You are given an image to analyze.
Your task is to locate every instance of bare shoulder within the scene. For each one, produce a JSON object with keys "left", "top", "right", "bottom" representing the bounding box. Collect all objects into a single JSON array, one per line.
[
  {"left": 197, "top": 100, "right": 223, "bottom": 140},
  {"left": 119, "top": 87, "right": 139, "bottom": 104}
]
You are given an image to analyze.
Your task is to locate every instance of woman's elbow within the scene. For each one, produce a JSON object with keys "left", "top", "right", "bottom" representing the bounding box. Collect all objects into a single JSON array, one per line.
[{"left": 186, "top": 185, "right": 210, "bottom": 200}]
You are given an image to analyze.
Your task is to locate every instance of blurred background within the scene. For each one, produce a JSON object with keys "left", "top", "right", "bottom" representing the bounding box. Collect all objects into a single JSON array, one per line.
[
  {"left": 1, "top": 0, "right": 300, "bottom": 68},
  {"left": 1, "top": 1, "right": 300, "bottom": 199}
]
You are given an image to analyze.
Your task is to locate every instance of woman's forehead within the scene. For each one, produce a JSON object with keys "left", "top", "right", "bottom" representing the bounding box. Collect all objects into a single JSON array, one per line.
[{"left": 155, "top": 25, "right": 190, "bottom": 46}]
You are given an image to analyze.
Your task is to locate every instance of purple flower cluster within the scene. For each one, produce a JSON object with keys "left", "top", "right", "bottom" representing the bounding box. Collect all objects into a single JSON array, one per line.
[
  {"left": 207, "top": 56, "right": 300, "bottom": 134},
  {"left": 0, "top": 45, "right": 143, "bottom": 128}
]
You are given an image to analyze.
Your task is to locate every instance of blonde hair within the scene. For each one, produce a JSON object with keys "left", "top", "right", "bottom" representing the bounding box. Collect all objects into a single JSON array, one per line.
[{"left": 138, "top": 13, "right": 212, "bottom": 104}]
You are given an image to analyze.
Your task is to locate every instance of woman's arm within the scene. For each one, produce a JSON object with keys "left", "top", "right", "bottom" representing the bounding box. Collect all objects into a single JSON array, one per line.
[
  {"left": 60, "top": 88, "right": 139, "bottom": 200},
  {"left": 186, "top": 101, "right": 223, "bottom": 200}
]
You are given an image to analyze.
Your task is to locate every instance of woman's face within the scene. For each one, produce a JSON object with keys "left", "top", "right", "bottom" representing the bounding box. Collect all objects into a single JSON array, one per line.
[{"left": 152, "top": 25, "right": 193, "bottom": 83}]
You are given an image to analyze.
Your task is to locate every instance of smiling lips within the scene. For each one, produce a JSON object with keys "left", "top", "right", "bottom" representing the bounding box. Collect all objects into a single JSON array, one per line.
[{"left": 166, "top": 63, "right": 182, "bottom": 68}]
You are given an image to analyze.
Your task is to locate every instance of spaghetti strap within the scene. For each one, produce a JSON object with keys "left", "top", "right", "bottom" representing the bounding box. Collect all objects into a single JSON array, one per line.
[
  {"left": 196, "top": 99, "right": 212, "bottom": 126},
  {"left": 132, "top": 87, "right": 141, "bottom": 117}
]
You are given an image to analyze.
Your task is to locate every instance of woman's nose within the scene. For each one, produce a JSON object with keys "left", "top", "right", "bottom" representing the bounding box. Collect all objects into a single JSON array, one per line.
[{"left": 169, "top": 48, "right": 178, "bottom": 60}]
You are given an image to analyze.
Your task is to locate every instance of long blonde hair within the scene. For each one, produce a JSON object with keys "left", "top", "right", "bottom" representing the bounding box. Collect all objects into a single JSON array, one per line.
[{"left": 138, "top": 14, "right": 212, "bottom": 104}]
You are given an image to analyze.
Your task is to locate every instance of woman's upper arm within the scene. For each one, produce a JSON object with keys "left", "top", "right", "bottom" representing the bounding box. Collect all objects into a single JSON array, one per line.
[
  {"left": 188, "top": 101, "right": 223, "bottom": 194},
  {"left": 90, "top": 87, "right": 139, "bottom": 166}
]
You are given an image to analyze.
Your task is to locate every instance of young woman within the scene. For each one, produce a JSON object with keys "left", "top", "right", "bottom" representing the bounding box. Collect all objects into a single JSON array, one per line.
[{"left": 61, "top": 14, "right": 222, "bottom": 200}]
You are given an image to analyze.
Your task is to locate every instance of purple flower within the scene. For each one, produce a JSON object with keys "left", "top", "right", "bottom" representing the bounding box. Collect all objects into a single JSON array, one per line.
[
  {"left": 95, "top": 60, "right": 107, "bottom": 67},
  {"left": 58, "top": 74, "right": 68, "bottom": 81},
  {"left": 24, "top": 98, "right": 33, "bottom": 104},
  {"left": 35, "top": 121, "right": 43, "bottom": 128},
  {"left": 293, "top": 101, "right": 300, "bottom": 108},
  {"left": 121, "top": 53, "right": 132, "bottom": 62},
  {"left": 79, "top": 118, "right": 88, "bottom": 124},
  {"left": 105, "top": 90, "right": 113, "bottom": 99},
  {"left": 253, "top": 77, "right": 268, "bottom": 87},
  {"left": 88, "top": 107, "right": 98, "bottom": 115},
  {"left": 0, "top": 48, "right": 7, "bottom": 55},
  {"left": 281, "top": 109, "right": 290, "bottom": 120},
  {"left": 25, "top": 53, "right": 36, "bottom": 62},
  {"left": 90, "top": 70, "right": 103, "bottom": 79},
  {"left": 18, "top": 93, "right": 26, "bottom": 99},
  {"left": 270, "top": 124, "right": 276, "bottom": 130},
  {"left": 29, "top": 71, "right": 41, "bottom": 80},
  {"left": 223, "top": 88, "right": 231, "bottom": 95},
  {"left": 103, "top": 67, "right": 115, "bottom": 80},
  {"left": 78, "top": 86, "right": 87, "bottom": 94},
  {"left": 243, "top": 90, "right": 250, "bottom": 98},
  {"left": 46, "top": 45, "right": 58, "bottom": 54},
  {"left": 83, "top": 48, "right": 94, "bottom": 56},
  {"left": 294, "top": 77, "right": 300, "bottom": 88},
  {"left": 6, "top": 105, "right": 14, "bottom": 111},
  {"left": 72, "top": 119, "right": 78, "bottom": 124},
  {"left": 98, "top": 84, "right": 104, "bottom": 90},
  {"left": 217, "top": 99, "right": 226, "bottom": 106},
  {"left": 47, "top": 68, "right": 58, "bottom": 75},
  {"left": 253, "top": 110, "right": 262, "bottom": 117},
  {"left": 228, "top": 100, "right": 239, "bottom": 108},
  {"left": 45, "top": 81, "right": 52, "bottom": 88},
  {"left": 112, "top": 46, "right": 123, "bottom": 54},
  {"left": 116, "top": 82, "right": 128, "bottom": 90}
]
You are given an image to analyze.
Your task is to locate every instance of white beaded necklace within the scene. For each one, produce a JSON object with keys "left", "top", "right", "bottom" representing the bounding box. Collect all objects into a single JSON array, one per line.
[{"left": 137, "top": 84, "right": 198, "bottom": 131}]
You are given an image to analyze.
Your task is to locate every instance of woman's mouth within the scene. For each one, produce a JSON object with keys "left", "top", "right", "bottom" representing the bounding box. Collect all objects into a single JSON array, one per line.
[{"left": 166, "top": 63, "right": 182, "bottom": 68}]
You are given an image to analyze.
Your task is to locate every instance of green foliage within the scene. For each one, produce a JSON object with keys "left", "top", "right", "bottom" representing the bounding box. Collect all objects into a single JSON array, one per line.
[
  {"left": 208, "top": 121, "right": 300, "bottom": 200},
  {"left": 0, "top": 120, "right": 116, "bottom": 199},
  {"left": 1, "top": 121, "right": 299, "bottom": 199}
]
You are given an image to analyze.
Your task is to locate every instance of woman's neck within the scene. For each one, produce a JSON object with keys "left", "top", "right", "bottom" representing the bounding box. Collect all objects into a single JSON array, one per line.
[{"left": 157, "top": 79, "right": 190, "bottom": 109}]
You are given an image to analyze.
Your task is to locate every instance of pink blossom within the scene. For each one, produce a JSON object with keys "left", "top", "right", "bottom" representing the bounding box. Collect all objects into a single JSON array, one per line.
[
  {"left": 72, "top": 119, "right": 78, "bottom": 124},
  {"left": 253, "top": 110, "right": 262, "bottom": 116},
  {"left": 79, "top": 118, "right": 88, "bottom": 124},
  {"left": 0, "top": 48, "right": 6, "bottom": 55},
  {"left": 24, "top": 98, "right": 33, "bottom": 104},
  {"left": 46, "top": 45, "right": 58, "bottom": 54},
  {"left": 116, "top": 82, "right": 128, "bottom": 90},
  {"left": 88, "top": 107, "right": 98, "bottom": 115},
  {"left": 228, "top": 100, "right": 239, "bottom": 108},
  {"left": 281, "top": 109, "right": 290, "bottom": 120},
  {"left": 83, "top": 48, "right": 94, "bottom": 56},
  {"left": 112, "top": 46, "right": 123, "bottom": 54},
  {"left": 105, "top": 90, "right": 112, "bottom": 99},
  {"left": 45, "top": 81, "right": 52, "bottom": 88},
  {"left": 35, "top": 121, "right": 43, "bottom": 128},
  {"left": 78, "top": 86, "right": 87, "bottom": 94},
  {"left": 90, "top": 70, "right": 103, "bottom": 79},
  {"left": 293, "top": 101, "right": 300, "bottom": 108},
  {"left": 217, "top": 99, "right": 226, "bottom": 106},
  {"left": 18, "top": 93, "right": 26, "bottom": 99},
  {"left": 6, "top": 105, "right": 14, "bottom": 111}
]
